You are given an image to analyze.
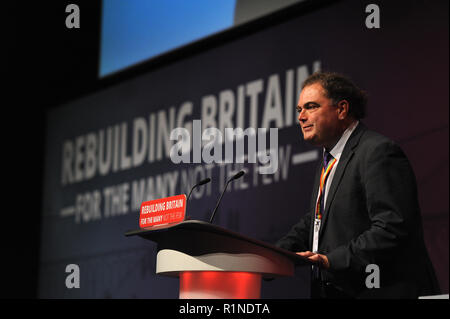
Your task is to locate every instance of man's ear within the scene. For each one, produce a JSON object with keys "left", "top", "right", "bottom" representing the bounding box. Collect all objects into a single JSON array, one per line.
[{"left": 337, "top": 100, "right": 350, "bottom": 120}]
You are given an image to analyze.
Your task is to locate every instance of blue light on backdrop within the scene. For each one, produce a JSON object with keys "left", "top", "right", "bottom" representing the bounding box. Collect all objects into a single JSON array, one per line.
[{"left": 100, "top": 0, "right": 237, "bottom": 77}]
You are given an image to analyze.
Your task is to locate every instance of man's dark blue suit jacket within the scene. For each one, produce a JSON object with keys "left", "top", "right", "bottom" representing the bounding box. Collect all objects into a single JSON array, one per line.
[{"left": 276, "top": 123, "right": 440, "bottom": 298}]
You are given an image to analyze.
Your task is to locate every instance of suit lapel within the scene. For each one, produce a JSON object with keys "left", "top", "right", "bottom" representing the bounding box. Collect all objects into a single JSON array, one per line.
[{"left": 319, "top": 123, "right": 367, "bottom": 237}]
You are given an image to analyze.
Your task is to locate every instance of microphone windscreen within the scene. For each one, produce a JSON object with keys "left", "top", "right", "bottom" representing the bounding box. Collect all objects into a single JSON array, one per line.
[
  {"left": 232, "top": 170, "right": 245, "bottom": 180},
  {"left": 198, "top": 177, "right": 211, "bottom": 185}
]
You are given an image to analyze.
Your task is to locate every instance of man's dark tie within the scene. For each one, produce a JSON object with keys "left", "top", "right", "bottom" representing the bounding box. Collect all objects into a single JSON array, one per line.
[{"left": 320, "top": 151, "right": 334, "bottom": 216}]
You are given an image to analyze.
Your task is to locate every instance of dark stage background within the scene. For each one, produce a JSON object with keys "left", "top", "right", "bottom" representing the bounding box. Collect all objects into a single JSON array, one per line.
[{"left": 6, "top": 0, "right": 448, "bottom": 298}]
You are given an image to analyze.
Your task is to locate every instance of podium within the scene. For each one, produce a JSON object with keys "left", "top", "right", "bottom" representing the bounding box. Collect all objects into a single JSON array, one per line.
[{"left": 125, "top": 220, "right": 308, "bottom": 299}]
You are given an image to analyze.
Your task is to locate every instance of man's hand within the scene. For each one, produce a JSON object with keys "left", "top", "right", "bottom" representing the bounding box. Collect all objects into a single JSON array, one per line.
[{"left": 296, "top": 251, "right": 330, "bottom": 269}]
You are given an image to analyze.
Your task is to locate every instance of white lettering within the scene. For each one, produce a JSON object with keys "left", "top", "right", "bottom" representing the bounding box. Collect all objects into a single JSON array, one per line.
[{"left": 60, "top": 61, "right": 321, "bottom": 185}]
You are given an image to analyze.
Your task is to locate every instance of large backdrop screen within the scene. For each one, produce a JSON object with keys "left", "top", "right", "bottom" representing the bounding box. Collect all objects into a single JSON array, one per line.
[{"left": 99, "top": 0, "right": 304, "bottom": 77}]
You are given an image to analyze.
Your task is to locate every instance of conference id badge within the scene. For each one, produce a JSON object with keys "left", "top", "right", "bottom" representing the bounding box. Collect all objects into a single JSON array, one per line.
[{"left": 312, "top": 218, "right": 321, "bottom": 253}]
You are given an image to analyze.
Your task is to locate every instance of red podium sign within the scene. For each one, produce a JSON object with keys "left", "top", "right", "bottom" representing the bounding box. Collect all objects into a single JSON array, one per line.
[{"left": 139, "top": 194, "right": 186, "bottom": 229}]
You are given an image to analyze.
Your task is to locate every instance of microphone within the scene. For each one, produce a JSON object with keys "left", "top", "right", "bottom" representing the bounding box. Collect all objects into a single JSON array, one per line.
[
  {"left": 209, "top": 170, "right": 245, "bottom": 224},
  {"left": 186, "top": 177, "right": 211, "bottom": 201}
]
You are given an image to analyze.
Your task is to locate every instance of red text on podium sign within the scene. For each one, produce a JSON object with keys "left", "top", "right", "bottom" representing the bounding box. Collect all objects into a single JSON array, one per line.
[{"left": 139, "top": 194, "right": 186, "bottom": 228}]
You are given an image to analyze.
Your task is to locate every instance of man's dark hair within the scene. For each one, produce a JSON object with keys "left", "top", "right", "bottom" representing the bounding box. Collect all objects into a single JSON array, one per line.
[{"left": 302, "top": 71, "right": 368, "bottom": 119}]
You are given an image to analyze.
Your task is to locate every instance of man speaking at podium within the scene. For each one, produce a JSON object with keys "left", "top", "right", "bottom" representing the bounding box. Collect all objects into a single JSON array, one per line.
[{"left": 276, "top": 72, "right": 440, "bottom": 298}]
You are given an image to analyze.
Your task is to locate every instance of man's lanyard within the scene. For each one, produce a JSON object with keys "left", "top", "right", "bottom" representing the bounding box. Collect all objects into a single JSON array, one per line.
[{"left": 312, "top": 158, "right": 337, "bottom": 253}]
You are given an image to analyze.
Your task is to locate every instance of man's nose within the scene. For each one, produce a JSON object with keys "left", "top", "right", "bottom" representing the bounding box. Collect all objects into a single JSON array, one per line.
[{"left": 298, "top": 109, "right": 307, "bottom": 123}]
